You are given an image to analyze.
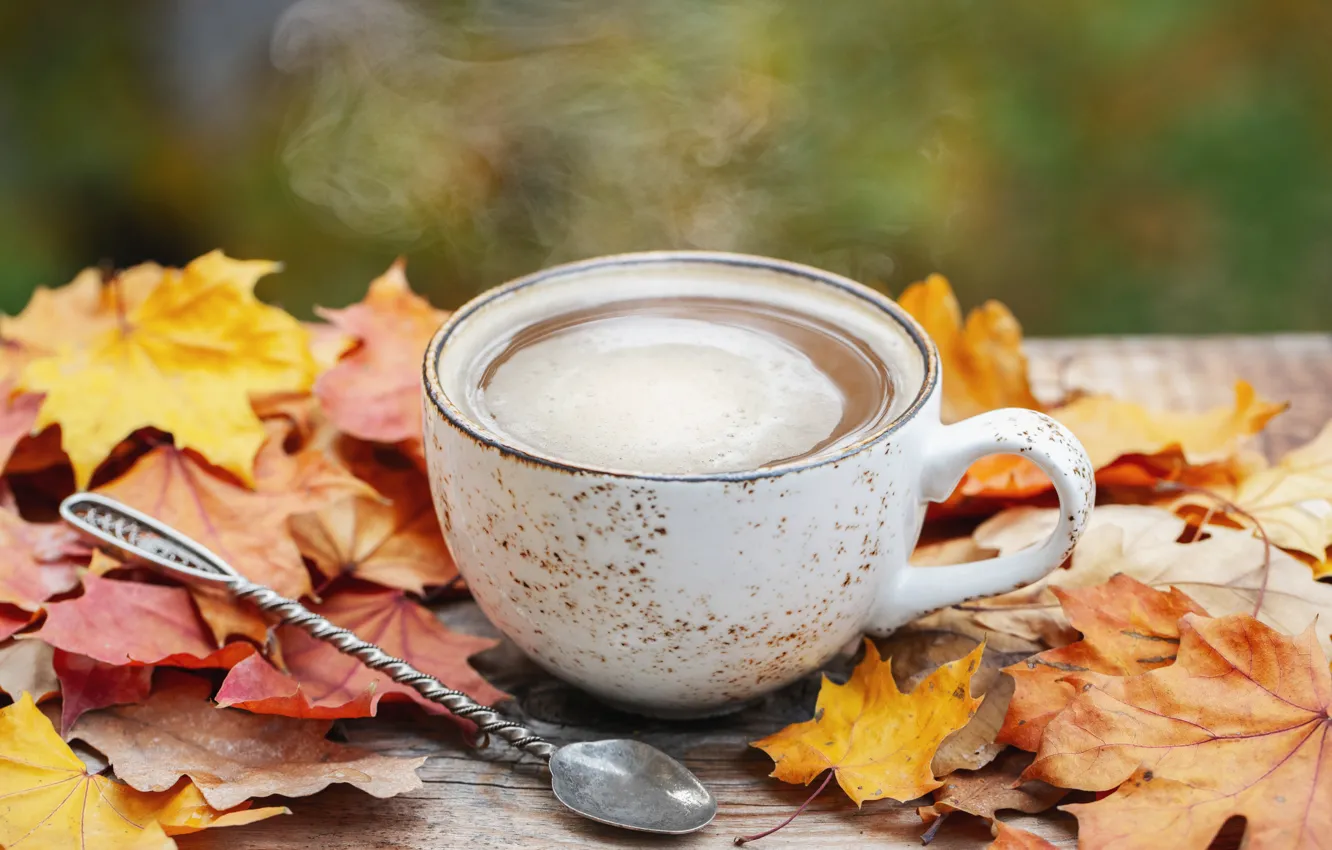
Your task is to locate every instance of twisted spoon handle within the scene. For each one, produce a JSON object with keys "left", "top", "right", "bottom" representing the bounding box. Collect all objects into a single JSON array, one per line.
[{"left": 58, "top": 493, "right": 556, "bottom": 761}]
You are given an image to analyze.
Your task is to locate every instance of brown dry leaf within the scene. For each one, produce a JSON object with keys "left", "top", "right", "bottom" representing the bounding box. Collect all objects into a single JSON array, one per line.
[
  {"left": 33, "top": 574, "right": 254, "bottom": 669},
  {"left": 0, "top": 506, "right": 87, "bottom": 610},
  {"left": 879, "top": 626, "right": 1039, "bottom": 775},
  {"left": 96, "top": 445, "right": 315, "bottom": 598},
  {"left": 752, "top": 640, "right": 984, "bottom": 805},
  {"left": 314, "top": 260, "right": 448, "bottom": 455},
  {"left": 966, "top": 505, "right": 1332, "bottom": 656},
  {"left": 999, "top": 575, "right": 1206, "bottom": 752},
  {"left": 1176, "top": 420, "right": 1332, "bottom": 560},
  {"left": 290, "top": 439, "right": 456, "bottom": 593},
  {"left": 0, "top": 638, "right": 57, "bottom": 700},
  {"left": 987, "top": 821, "right": 1060, "bottom": 850},
  {"left": 1027, "top": 614, "right": 1332, "bottom": 849},
  {"left": 917, "top": 749, "right": 1065, "bottom": 828},
  {"left": 73, "top": 673, "right": 425, "bottom": 810},
  {"left": 898, "top": 274, "right": 1039, "bottom": 423},
  {"left": 0, "top": 693, "right": 286, "bottom": 849}
]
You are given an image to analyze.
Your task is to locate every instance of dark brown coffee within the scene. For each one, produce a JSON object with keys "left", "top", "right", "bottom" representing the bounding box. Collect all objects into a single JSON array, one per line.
[{"left": 472, "top": 296, "right": 894, "bottom": 473}]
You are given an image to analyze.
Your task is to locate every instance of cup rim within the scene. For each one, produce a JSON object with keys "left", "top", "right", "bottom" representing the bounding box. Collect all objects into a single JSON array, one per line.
[{"left": 422, "top": 250, "right": 940, "bottom": 482}]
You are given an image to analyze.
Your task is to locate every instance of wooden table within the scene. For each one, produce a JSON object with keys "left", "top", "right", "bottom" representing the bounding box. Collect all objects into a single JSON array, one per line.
[{"left": 183, "top": 334, "right": 1332, "bottom": 850}]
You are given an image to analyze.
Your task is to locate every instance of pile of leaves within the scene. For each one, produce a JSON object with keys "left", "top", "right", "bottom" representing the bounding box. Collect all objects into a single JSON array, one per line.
[
  {"left": 0, "top": 253, "right": 1328, "bottom": 849},
  {"left": 745, "top": 276, "right": 1332, "bottom": 849},
  {"left": 0, "top": 253, "right": 494, "bottom": 847}
]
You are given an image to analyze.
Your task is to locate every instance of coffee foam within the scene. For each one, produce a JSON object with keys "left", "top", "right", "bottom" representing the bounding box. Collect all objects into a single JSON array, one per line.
[{"left": 477, "top": 315, "right": 844, "bottom": 473}]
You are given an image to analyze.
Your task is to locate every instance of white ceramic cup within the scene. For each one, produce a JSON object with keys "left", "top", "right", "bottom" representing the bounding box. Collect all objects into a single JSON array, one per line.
[{"left": 423, "top": 252, "right": 1093, "bottom": 717}]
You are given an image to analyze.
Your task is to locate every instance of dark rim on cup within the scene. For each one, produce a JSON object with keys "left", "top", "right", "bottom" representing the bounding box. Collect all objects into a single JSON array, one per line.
[{"left": 422, "top": 250, "right": 941, "bottom": 482}]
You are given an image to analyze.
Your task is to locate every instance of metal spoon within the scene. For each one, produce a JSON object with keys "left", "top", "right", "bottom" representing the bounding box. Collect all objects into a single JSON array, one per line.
[{"left": 59, "top": 492, "right": 718, "bottom": 835}]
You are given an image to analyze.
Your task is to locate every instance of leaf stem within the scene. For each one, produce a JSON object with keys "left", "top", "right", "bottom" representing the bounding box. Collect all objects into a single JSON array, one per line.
[
  {"left": 1156, "top": 481, "right": 1273, "bottom": 616},
  {"left": 734, "top": 770, "right": 834, "bottom": 845},
  {"left": 920, "top": 810, "right": 950, "bottom": 844}
]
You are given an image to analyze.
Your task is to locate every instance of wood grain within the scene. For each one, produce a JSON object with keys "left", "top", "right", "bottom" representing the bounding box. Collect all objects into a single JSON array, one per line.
[{"left": 181, "top": 335, "right": 1331, "bottom": 850}]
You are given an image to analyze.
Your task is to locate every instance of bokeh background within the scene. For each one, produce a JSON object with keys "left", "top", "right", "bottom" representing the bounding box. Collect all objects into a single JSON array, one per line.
[{"left": 1, "top": 0, "right": 1329, "bottom": 333}]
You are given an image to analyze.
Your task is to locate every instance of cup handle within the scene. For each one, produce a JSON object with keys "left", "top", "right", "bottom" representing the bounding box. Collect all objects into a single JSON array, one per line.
[{"left": 869, "top": 408, "right": 1095, "bottom": 632}]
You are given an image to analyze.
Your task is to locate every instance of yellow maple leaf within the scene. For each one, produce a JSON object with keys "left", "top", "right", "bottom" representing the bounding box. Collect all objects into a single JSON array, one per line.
[
  {"left": 0, "top": 693, "right": 286, "bottom": 849},
  {"left": 15, "top": 251, "right": 316, "bottom": 486},
  {"left": 1177, "top": 420, "right": 1332, "bottom": 562},
  {"left": 752, "top": 639, "right": 984, "bottom": 805},
  {"left": 898, "top": 274, "right": 1040, "bottom": 423}
]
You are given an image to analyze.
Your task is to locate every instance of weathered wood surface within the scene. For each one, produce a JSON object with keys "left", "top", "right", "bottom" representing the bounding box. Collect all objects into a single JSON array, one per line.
[{"left": 182, "top": 334, "right": 1332, "bottom": 850}]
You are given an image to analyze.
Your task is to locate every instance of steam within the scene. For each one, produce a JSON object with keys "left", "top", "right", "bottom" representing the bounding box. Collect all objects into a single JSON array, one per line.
[{"left": 271, "top": 0, "right": 789, "bottom": 256}]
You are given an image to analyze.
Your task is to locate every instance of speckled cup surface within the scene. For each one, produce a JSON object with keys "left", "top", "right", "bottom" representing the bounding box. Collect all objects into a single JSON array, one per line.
[{"left": 423, "top": 252, "right": 1093, "bottom": 717}]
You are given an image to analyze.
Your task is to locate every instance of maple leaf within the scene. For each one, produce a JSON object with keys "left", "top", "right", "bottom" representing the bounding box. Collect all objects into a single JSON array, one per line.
[
  {"left": 0, "top": 693, "right": 286, "bottom": 849},
  {"left": 0, "top": 506, "right": 87, "bottom": 610},
  {"left": 54, "top": 650, "right": 154, "bottom": 735},
  {"left": 14, "top": 251, "right": 316, "bottom": 486},
  {"left": 1177, "top": 420, "right": 1332, "bottom": 560},
  {"left": 221, "top": 586, "right": 503, "bottom": 717},
  {"left": 1026, "top": 614, "right": 1332, "bottom": 850},
  {"left": 33, "top": 574, "right": 254, "bottom": 669},
  {"left": 946, "top": 382, "right": 1284, "bottom": 508},
  {"left": 916, "top": 749, "right": 1065, "bottom": 834},
  {"left": 965, "top": 505, "right": 1332, "bottom": 655},
  {"left": 0, "top": 638, "right": 57, "bottom": 701},
  {"left": 314, "top": 260, "right": 448, "bottom": 454},
  {"left": 0, "top": 265, "right": 160, "bottom": 355},
  {"left": 999, "top": 574, "right": 1207, "bottom": 751},
  {"left": 898, "top": 274, "right": 1039, "bottom": 423},
  {"left": 752, "top": 639, "right": 984, "bottom": 806},
  {"left": 289, "top": 439, "right": 457, "bottom": 593},
  {"left": 0, "top": 603, "right": 34, "bottom": 640},
  {"left": 73, "top": 673, "right": 426, "bottom": 810},
  {"left": 987, "top": 821, "right": 1060, "bottom": 850},
  {"left": 216, "top": 653, "right": 378, "bottom": 719},
  {"left": 96, "top": 445, "right": 315, "bottom": 598}
]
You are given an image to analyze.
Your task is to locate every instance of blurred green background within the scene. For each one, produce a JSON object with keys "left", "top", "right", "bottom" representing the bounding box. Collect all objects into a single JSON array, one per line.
[{"left": 1, "top": 0, "right": 1329, "bottom": 333}]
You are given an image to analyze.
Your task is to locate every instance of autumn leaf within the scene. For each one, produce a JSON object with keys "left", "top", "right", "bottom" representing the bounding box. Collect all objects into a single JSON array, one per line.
[
  {"left": 999, "top": 575, "right": 1207, "bottom": 751},
  {"left": 966, "top": 505, "right": 1332, "bottom": 655},
  {"left": 0, "top": 638, "right": 57, "bottom": 700},
  {"left": 289, "top": 439, "right": 457, "bottom": 593},
  {"left": 73, "top": 673, "right": 426, "bottom": 810},
  {"left": 1027, "top": 614, "right": 1332, "bottom": 849},
  {"left": 216, "top": 653, "right": 378, "bottom": 719},
  {"left": 0, "top": 603, "right": 34, "bottom": 640},
  {"left": 314, "top": 260, "right": 448, "bottom": 454},
  {"left": 0, "top": 693, "right": 286, "bottom": 849},
  {"left": 33, "top": 574, "right": 254, "bottom": 669},
  {"left": 0, "top": 506, "right": 87, "bottom": 610},
  {"left": 916, "top": 749, "right": 1065, "bottom": 833},
  {"left": 898, "top": 274, "right": 1039, "bottom": 423},
  {"left": 14, "top": 251, "right": 316, "bottom": 486},
  {"left": 987, "top": 821, "right": 1060, "bottom": 850},
  {"left": 96, "top": 445, "right": 315, "bottom": 598},
  {"left": 753, "top": 639, "right": 984, "bottom": 805},
  {"left": 1177, "top": 420, "right": 1332, "bottom": 561},
  {"left": 947, "top": 382, "right": 1284, "bottom": 507},
  {"left": 54, "top": 650, "right": 155, "bottom": 736},
  {"left": 0, "top": 265, "right": 159, "bottom": 355},
  {"left": 224, "top": 586, "right": 503, "bottom": 717}
]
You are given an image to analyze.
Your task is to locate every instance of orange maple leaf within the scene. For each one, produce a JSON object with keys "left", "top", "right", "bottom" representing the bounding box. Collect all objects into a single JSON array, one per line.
[
  {"left": 987, "top": 821, "right": 1059, "bottom": 850},
  {"left": 898, "top": 274, "right": 1039, "bottom": 423},
  {"left": 999, "top": 574, "right": 1207, "bottom": 751},
  {"left": 314, "top": 260, "right": 448, "bottom": 455},
  {"left": 33, "top": 574, "right": 254, "bottom": 669},
  {"left": 753, "top": 639, "right": 984, "bottom": 805},
  {"left": 96, "top": 445, "right": 318, "bottom": 598},
  {"left": 0, "top": 693, "right": 286, "bottom": 849},
  {"left": 289, "top": 439, "right": 457, "bottom": 594},
  {"left": 215, "top": 653, "right": 379, "bottom": 719},
  {"left": 218, "top": 587, "right": 504, "bottom": 719},
  {"left": 1026, "top": 614, "right": 1332, "bottom": 849}
]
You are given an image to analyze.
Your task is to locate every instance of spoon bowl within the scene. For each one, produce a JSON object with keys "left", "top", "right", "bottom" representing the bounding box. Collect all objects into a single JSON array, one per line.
[{"left": 549, "top": 740, "right": 717, "bottom": 834}]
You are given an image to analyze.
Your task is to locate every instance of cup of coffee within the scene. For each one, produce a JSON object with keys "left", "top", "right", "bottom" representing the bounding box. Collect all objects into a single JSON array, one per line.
[{"left": 423, "top": 252, "right": 1092, "bottom": 717}]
